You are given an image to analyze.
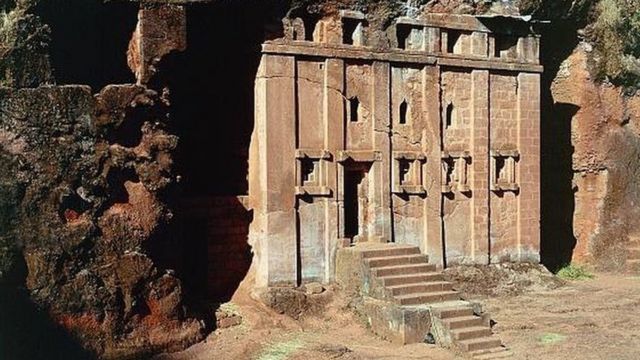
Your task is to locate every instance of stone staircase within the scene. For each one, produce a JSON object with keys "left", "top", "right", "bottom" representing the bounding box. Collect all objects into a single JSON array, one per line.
[
  {"left": 363, "top": 246, "right": 458, "bottom": 305},
  {"left": 627, "top": 239, "right": 640, "bottom": 272},
  {"left": 338, "top": 244, "right": 512, "bottom": 359}
]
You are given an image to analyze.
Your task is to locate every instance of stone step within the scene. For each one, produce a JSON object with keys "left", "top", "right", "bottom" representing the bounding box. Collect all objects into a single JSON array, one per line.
[
  {"left": 379, "top": 272, "right": 445, "bottom": 286},
  {"left": 388, "top": 281, "right": 453, "bottom": 296},
  {"left": 361, "top": 245, "right": 421, "bottom": 259},
  {"left": 452, "top": 326, "right": 492, "bottom": 341},
  {"left": 374, "top": 263, "right": 437, "bottom": 277},
  {"left": 458, "top": 336, "right": 503, "bottom": 352},
  {"left": 471, "top": 347, "right": 513, "bottom": 359},
  {"left": 367, "top": 254, "right": 428, "bottom": 268},
  {"left": 443, "top": 316, "right": 484, "bottom": 330},
  {"left": 434, "top": 306, "right": 474, "bottom": 319},
  {"left": 628, "top": 247, "right": 640, "bottom": 260},
  {"left": 395, "top": 291, "right": 459, "bottom": 305}
]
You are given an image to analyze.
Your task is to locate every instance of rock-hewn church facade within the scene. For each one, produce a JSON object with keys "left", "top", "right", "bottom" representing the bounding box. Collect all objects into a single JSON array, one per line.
[{"left": 249, "top": 13, "right": 542, "bottom": 287}]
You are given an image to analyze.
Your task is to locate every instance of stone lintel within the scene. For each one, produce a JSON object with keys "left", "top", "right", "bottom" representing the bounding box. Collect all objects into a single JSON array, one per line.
[
  {"left": 339, "top": 10, "right": 366, "bottom": 20},
  {"left": 262, "top": 43, "right": 543, "bottom": 73},
  {"left": 420, "top": 13, "right": 540, "bottom": 36}
]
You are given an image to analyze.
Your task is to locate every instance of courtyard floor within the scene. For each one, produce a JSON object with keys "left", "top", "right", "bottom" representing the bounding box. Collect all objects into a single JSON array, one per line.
[{"left": 156, "top": 273, "right": 640, "bottom": 360}]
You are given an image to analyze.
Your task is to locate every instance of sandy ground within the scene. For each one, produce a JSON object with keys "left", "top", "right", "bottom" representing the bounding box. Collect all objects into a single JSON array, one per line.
[
  {"left": 483, "top": 273, "right": 640, "bottom": 360},
  {"left": 156, "top": 273, "right": 640, "bottom": 360}
]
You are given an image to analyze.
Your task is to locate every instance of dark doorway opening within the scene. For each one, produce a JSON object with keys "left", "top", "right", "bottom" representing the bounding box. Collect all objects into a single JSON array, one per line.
[
  {"left": 344, "top": 170, "right": 364, "bottom": 239},
  {"left": 343, "top": 163, "right": 371, "bottom": 241},
  {"left": 159, "top": 2, "right": 286, "bottom": 303}
]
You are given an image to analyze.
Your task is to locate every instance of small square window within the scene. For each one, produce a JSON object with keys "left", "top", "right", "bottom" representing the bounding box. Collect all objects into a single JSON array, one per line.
[
  {"left": 295, "top": 149, "right": 332, "bottom": 197},
  {"left": 393, "top": 152, "right": 426, "bottom": 195},
  {"left": 301, "top": 158, "right": 317, "bottom": 186},
  {"left": 399, "top": 159, "right": 412, "bottom": 185},
  {"left": 490, "top": 150, "right": 519, "bottom": 192}
]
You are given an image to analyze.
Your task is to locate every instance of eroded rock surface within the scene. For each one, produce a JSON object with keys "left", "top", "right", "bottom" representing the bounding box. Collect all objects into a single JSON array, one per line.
[
  {"left": 552, "top": 45, "right": 640, "bottom": 271},
  {"left": 0, "top": 84, "right": 204, "bottom": 358},
  {"left": 0, "top": 2, "right": 203, "bottom": 358}
]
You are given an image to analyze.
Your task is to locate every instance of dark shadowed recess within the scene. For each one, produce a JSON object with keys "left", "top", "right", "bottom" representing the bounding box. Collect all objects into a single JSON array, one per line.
[
  {"left": 0, "top": 259, "right": 96, "bottom": 360},
  {"left": 480, "top": 10, "right": 588, "bottom": 272},
  {"left": 539, "top": 20, "right": 582, "bottom": 272},
  {"left": 157, "top": 0, "right": 287, "bottom": 303},
  {"left": 33, "top": 0, "right": 138, "bottom": 91}
]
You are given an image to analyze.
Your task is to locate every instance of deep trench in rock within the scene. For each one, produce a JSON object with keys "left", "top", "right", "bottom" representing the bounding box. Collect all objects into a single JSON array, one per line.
[
  {"left": 539, "top": 20, "right": 582, "bottom": 272},
  {"left": 160, "top": 2, "right": 287, "bottom": 302}
]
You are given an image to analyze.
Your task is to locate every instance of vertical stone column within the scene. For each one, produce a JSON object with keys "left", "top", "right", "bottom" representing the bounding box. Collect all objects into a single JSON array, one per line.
[
  {"left": 470, "top": 32, "right": 488, "bottom": 57},
  {"left": 424, "top": 65, "right": 444, "bottom": 266},
  {"left": 471, "top": 70, "right": 490, "bottom": 264},
  {"left": 519, "top": 37, "right": 540, "bottom": 64},
  {"left": 251, "top": 54, "right": 298, "bottom": 287},
  {"left": 517, "top": 73, "right": 541, "bottom": 262},
  {"left": 324, "top": 58, "right": 344, "bottom": 281},
  {"left": 372, "top": 61, "right": 392, "bottom": 242},
  {"left": 425, "top": 28, "right": 441, "bottom": 54}
]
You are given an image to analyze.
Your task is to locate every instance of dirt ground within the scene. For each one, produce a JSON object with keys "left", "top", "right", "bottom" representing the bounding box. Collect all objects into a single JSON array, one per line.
[
  {"left": 484, "top": 273, "right": 640, "bottom": 360},
  {"left": 155, "top": 273, "right": 640, "bottom": 360}
]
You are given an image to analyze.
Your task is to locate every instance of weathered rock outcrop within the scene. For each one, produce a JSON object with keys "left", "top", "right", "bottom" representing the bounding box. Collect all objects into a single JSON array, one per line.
[
  {"left": 0, "top": 1, "right": 203, "bottom": 358},
  {"left": 522, "top": 0, "right": 640, "bottom": 271},
  {"left": 0, "top": 85, "right": 204, "bottom": 358},
  {"left": 0, "top": 0, "right": 53, "bottom": 87},
  {"left": 551, "top": 45, "right": 640, "bottom": 271}
]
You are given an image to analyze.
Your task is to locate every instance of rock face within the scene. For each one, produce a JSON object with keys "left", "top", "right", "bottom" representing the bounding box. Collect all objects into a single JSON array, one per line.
[
  {"left": 551, "top": 45, "right": 640, "bottom": 271},
  {"left": 0, "top": 1, "right": 53, "bottom": 87},
  {"left": 0, "top": 85, "right": 204, "bottom": 358},
  {"left": 0, "top": 2, "right": 204, "bottom": 359},
  {"left": 523, "top": 0, "right": 640, "bottom": 271}
]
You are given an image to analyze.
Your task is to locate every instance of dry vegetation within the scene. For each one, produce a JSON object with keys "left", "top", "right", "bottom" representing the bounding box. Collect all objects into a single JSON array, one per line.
[{"left": 590, "top": 0, "right": 640, "bottom": 87}]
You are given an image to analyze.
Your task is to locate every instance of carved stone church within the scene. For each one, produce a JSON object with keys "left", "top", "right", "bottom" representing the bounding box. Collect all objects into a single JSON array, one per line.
[{"left": 248, "top": 12, "right": 542, "bottom": 288}]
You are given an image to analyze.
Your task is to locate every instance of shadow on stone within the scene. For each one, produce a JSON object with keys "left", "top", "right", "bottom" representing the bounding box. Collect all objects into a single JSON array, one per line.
[
  {"left": 538, "top": 18, "right": 583, "bottom": 273},
  {"left": 0, "top": 259, "right": 96, "bottom": 360},
  {"left": 151, "top": 2, "right": 287, "bottom": 305}
]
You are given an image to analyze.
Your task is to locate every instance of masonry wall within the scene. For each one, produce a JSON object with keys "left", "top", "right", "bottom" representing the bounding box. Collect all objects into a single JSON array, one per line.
[
  {"left": 297, "top": 59, "right": 329, "bottom": 282},
  {"left": 250, "top": 13, "right": 543, "bottom": 286},
  {"left": 489, "top": 73, "right": 519, "bottom": 261},
  {"left": 516, "top": 73, "right": 541, "bottom": 262},
  {"left": 179, "top": 196, "right": 252, "bottom": 301},
  {"left": 251, "top": 22, "right": 542, "bottom": 287},
  {"left": 441, "top": 69, "right": 474, "bottom": 265},
  {"left": 390, "top": 65, "right": 428, "bottom": 250}
]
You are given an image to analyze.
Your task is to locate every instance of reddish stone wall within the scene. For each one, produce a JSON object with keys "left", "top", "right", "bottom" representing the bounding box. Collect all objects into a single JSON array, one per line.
[
  {"left": 489, "top": 73, "right": 519, "bottom": 260},
  {"left": 206, "top": 197, "right": 252, "bottom": 300},
  {"left": 180, "top": 196, "right": 252, "bottom": 301},
  {"left": 441, "top": 69, "right": 474, "bottom": 264},
  {"left": 550, "top": 46, "right": 640, "bottom": 270}
]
